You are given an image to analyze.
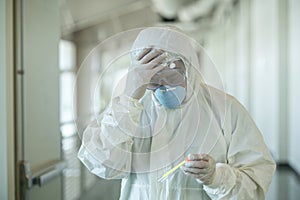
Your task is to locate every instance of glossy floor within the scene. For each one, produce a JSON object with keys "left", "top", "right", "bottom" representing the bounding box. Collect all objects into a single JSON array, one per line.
[{"left": 267, "top": 165, "right": 300, "bottom": 200}]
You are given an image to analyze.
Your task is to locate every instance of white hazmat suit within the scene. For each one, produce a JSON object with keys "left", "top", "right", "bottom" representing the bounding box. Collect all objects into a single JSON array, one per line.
[{"left": 78, "top": 27, "right": 276, "bottom": 200}]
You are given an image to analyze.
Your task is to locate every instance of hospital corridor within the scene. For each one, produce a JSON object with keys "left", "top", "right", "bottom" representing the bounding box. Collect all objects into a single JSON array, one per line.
[{"left": 1, "top": 0, "right": 300, "bottom": 200}]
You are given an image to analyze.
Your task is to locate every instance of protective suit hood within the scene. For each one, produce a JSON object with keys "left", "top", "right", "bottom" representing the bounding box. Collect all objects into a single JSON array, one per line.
[
  {"left": 131, "top": 26, "right": 204, "bottom": 103},
  {"left": 131, "top": 26, "right": 200, "bottom": 68}
]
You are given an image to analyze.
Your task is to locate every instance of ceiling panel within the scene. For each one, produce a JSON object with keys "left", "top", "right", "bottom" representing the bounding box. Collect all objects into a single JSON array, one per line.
[{"left": 65, "top": 0, "right": 140, "bottom": 22}]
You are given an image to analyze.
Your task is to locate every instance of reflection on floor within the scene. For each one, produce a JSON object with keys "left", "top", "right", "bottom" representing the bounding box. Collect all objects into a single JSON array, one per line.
[
  {"left": 267, "top": 165, "right": 300, "bottom": 200},
  {"left": 79, "top": 178, "right": 121, "bottom": 200},
  {"left": 80, "top": 165, "right": 300, "bottom": 200}
]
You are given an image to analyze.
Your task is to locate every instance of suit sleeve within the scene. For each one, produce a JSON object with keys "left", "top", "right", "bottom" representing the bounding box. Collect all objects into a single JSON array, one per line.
[
  {"left": 77, "top": 95, "right": 143, "bottom": 179},
  {"left": 203, "top": 97, "right": 276, "bottom": 200}
]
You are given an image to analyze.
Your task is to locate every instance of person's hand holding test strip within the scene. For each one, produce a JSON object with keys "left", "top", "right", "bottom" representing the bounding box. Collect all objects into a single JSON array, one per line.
[{"left": 158, "top": 154, "right": 216, "bottom": 185}]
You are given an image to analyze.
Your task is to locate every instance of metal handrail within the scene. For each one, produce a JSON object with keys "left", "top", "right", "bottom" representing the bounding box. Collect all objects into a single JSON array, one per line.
[{"left": 20, "top": 160, "right": 67, "bottom": 189}]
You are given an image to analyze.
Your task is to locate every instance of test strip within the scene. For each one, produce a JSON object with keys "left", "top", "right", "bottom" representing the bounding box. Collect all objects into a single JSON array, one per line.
[{"left": 157, "top": 160, "right": 186, "bottom": 182}]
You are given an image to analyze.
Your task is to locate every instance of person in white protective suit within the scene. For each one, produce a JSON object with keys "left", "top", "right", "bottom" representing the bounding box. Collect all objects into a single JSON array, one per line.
[{"left": 78, "top": 26, "right": 276, "bottom": 200}]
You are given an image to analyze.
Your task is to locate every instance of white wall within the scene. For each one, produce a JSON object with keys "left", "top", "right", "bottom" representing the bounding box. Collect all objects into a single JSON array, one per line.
[
  {"left": 288, "top": 0, "right": 300, "bottom": 174},
  {"left": 204, "top": 1, "right": 251, "bottom": 108},
  {"left": 250, "top": 0, "right": 280, "bottom": 161},
  {"left": 204, "top": 0, "right": 299, "bottom": 167},
  {"left": 0, "top": 0, "right": 8, "bottom": 199},
  {"left": 0, "top": 1, "right": 14, "bottom": 199}
]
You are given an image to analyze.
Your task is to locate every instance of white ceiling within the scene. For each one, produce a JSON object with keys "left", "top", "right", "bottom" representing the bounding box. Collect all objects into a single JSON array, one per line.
[
  {"left": 60, "top": 0, "right": 236, "bottom": 41},
  {"left": 60, "top": 0, "right": 152, "bottom": 34}
]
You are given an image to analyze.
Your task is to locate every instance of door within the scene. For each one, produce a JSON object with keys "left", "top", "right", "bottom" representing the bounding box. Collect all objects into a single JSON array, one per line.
[{"left": 15, "top": 0, "right": 63, "bottom": 199}]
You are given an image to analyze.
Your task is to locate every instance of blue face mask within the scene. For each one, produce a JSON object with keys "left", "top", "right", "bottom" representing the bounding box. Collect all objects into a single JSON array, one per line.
[{"left": 154, "top": 85, "right": 186, "bottom": 109}]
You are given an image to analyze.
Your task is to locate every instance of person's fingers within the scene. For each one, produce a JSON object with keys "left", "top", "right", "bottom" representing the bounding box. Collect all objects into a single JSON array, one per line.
[
  {"left": 181, "top": 166, "right": 202, "bottom": 174},
  {"left": 141, "top": 53, "right": 166, "bottom": 70},
  {"left": 182, "top": 169, "right": 192, "bottom": 176},
  {"left": 182, "top": 154, "right": 216, "bottom": 185},
  {"left": 140, "top": 49, "right": 164, "bottom": 64},
  {"left": 136, "top": 48, "right": 152, "bottom": 61},
  {"left": 149, "top": 53, "right": 167, "bottom": 67},
  {"left": 187, "top": 154, "right": 210, "bottom": 161},
  {"left": 181, "top": 166, "right": 213, "bottom": 180},
  {"left": 129, "top": 62, "right": 164, "bottom": 81},
  {"left": 185, "top": 160, "right": 209, "bottom": 169},
  {"left": 181, "top": 167, "right": 211, "bottom": 177},
  {"left": 151, "top": 64, "right": 165, "bottom": 75}
]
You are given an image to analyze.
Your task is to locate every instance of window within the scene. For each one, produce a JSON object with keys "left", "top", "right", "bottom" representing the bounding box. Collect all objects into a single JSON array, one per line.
[{"left": 59, "top": 40, "right": 80, "bottom": 200}]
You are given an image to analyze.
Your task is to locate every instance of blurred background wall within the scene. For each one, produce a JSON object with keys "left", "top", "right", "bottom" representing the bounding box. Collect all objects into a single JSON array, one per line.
[{"left": 1, "top": 0, "right": 299, "bottom": 199}]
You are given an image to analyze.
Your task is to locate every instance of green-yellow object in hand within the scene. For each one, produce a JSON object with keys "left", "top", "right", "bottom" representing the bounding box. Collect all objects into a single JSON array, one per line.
[{"left": 157, "top": 160, "right": 186, "bottom": 182}]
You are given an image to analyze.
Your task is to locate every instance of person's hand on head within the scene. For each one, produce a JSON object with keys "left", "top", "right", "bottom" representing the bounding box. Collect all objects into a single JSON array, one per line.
[
  {"left": 181, "top": 154, "right": 216, "bottom": 185},
  {"left": 124, "top": 48, "right": 166, "bottom": 100}
]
